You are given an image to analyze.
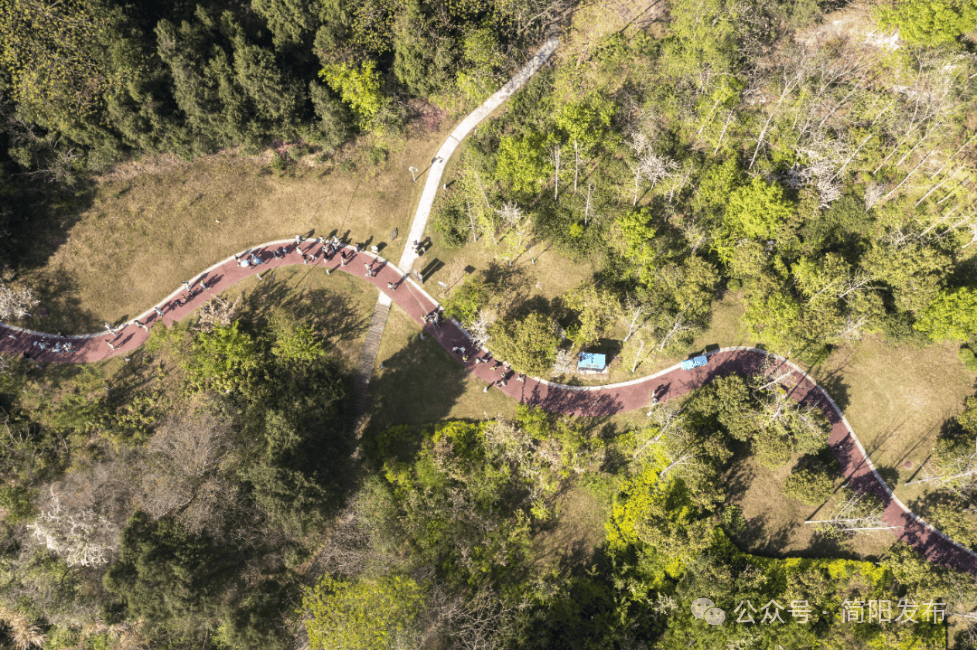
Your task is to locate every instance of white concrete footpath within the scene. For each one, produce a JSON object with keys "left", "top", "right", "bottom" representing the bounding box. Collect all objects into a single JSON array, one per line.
[
  {"left": 396, "top": 36, "right": 561, "bottom": 275},
  {"left": 364, "top": 38, "right": 559, "bottom": 369}
]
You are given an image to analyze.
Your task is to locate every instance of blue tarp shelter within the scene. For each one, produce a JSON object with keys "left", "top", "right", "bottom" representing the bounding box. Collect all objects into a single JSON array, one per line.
[
  {"left": 680, "top": 355, "right": 709, "bottom": 371},
  {"left": 578, "top": 352, "right": 607, "bottom": 371}
]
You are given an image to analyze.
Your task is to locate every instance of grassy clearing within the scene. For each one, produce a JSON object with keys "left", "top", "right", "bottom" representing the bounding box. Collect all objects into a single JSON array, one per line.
[
  {"left": 725, "top": 453, "right": 894, "bottom": 561},
  {"left": 530, "top": 482, "right": 610, "bottom": 575},
  {"left": 809, "top": 336, "right": 977, "bottom": 514},
  {"left": 16, "top": 126, "right": 450, "bottom": 333}
]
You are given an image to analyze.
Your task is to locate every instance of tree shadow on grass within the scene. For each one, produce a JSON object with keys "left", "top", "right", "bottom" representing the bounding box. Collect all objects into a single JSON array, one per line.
[
  {"left": 15, "top": 268, "right": 102, "bottom": 335},
  {"left": 0, "top": 179, "right": 97, "bottom": 272},
  {"left": 235, "top": 271, "right": 370, "bottom": 347},
  {"left": 360, "top": 329, "right": 469, "bottom": 458}
]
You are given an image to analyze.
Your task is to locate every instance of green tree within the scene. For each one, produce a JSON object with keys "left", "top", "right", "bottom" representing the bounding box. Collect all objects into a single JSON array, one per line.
[
  {"left": 561, "top": 285, "right": 618, "bottom": 349},
  {"left": 103, "top": 512, "right": 222, "bottom": 636},
  {"left": 301, "top": 574, "right": 425, "bottom": 650},
  {"left": 863, "top": 240, "right": 951, "bottom": 315},
  {"left": 494, "top": 133, "right": 549, "bottom": 195},
  {"left": 0, "top": 0, "right": 130, "bottom": 133},
  {"left": 724, "top": 176, "right": 793, "bottom": 240},
  {"left": 251, "top": 0, "right": 320, "bottom": 49},
  {"left": 241, "top": 410, "right": 330, "bottom": 535},
  {"left": 659, "top": 0, "right": 741, "bottom": 88},
  {"left": 270, "top": 317, "right": 325, "bottom": 364},
  {"left": 616, "top": 208, "right": 658, "bottom": 286},
  {"left": 454, "top": 27, "right": 503, "bottom": 101},
  {"left": 554, "top": 96, "right": 615, "bottom": 192},
  {"left": 490, "top": 312, "right": 559, "bottom": 376},
  {"left": 914, "top": 287, "right": 977, "bottom": 342},
  {"left": 187, "top": 321, "right": 261, "bottom": 396},
  {"left": 319, "top": 60, "right": 385, "bottom": 131},
  {"left": 875, "top": 0, "right": 977, "bottom": 47},
  {"left": 391, "top": 0, "right": 453, "bottom": 98},
  {"left": 442, "top": 274, "right": 490, "bottom": 324}
]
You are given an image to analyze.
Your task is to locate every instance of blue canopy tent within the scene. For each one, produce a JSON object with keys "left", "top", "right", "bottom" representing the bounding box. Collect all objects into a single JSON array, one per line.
[
  {"left": 680, "top": 355, "right": 709, "bottom": 371},
  {"left": 578, "top": 352, "right": 607, "bottom": 371}
]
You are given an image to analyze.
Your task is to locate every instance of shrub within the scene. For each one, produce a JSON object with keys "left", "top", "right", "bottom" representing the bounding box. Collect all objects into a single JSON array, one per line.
[
  {"left": 784, "top": 463, "right": 836, "bottom": 506},
  {"left": 959, "top": 345, "right": 977, "bottom": 372},
  {"left": 875, "top": 0, "right": 977, "bottom": 47},
  {"left": 269, "top": 151, "right": 288, "bottom": 176},
  {"left": 432, "top": 204, "right": 470, "bottom": 248},
  {"left": 367, "top": 145, "right": 387, "bottom": 166}
]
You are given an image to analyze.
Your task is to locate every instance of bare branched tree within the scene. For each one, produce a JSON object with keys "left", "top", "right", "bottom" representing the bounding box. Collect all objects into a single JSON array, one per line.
[
  {"left": 193, "top": 296, "right": 240, "bottom": 333},
  {"left": 0, "top": 605, "right": 45, "bottom": 650},
  {"left": 27, "top": 487, "right": 119, "bottom": 567},
  {"left": 138, "top": 410, "right": 234, "bottom": 534},
  {"left": 0, "top": 280, "right": 38, "bottom": 320},
  {"left": 806, "top": 488, "right": 892, "bottom": 538},
  {"left": 552, "top": 348, "right": 575, "bottom": 375},
  {"left": 468, "top": 309, "right": 494, "bottom": 349}
]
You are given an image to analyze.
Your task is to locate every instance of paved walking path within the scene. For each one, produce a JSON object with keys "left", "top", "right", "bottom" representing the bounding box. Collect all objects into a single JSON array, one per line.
[
  {"left": 1, "top": 242, "right": 976, "bottom": 578},
  {"left": 341, "top": 36, "right": 561, "bottom": 417}
]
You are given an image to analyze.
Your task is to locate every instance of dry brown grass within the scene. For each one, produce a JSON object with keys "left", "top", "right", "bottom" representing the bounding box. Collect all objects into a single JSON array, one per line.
[
  {"left": 20, "top": 126, "right": 450, "bottom": 333},
  {"left": 726, "top": 453, "right": 895, "bottom": 560},
  {"left": 810, "top": 336, "right": 977, "bottom": 511}
]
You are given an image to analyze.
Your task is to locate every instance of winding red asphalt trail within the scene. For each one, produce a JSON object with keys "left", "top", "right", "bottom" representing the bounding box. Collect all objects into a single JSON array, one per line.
[{"left": 2, "top": 242, "right": 976, "bottom": 577}]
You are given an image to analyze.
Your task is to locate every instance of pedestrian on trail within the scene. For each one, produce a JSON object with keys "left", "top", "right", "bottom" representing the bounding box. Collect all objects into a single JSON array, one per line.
[
  {"left": 155, "top": 306, "right": 164, "bottom": 318},
  {"left": 104, "top": 322, "right": 116, "bottom": 334},
  {"left": 483, "top": 385, "right": 490, "bottom": 393},
  {"left": 420, "top": 332, "right": 426, "bottom": 340},
  {"left": 341, "top": 255, "right": 347, "bottom": 267},
  {"left": 517, "top": 374, "right": 525, "bottom": 383},
  {"left": 273, "top": 249, "right": 282, "bottom": 260},
  {"left": 295, "top": 235, "right": 302, "bottom": 244},
  {"left": 387, "top": 282, "right": 395, "bottom": 290},
  {"left": 452, "top": 347, "right": 461, "bottom": 352},
  {"left": 106, "top": 341, "right": 116, "bottom": 350},
  {"left": 7, "top": 334, "right": 16, "bottom": 339},
  {"left": 256, "top": 272, "right": 264, "bottom": 281},
  {"left": 303, "top": 253, "right": 309, "bottom": 265},
  {"left": 355, "top": 243, "right": 362, "bottom": 253},
  {"left": 183, "top": 281, "right": 192, "bottom": 293},
  {"left": 379, "top": 362, "right": 384, "bottom": 370},
  {"left": 123, "top": 355, "right": 131, "bottom": 363},
  {"left": 325, "top": 268, "right": 332, "bottom": 275},
  {"left": 136, "top": 320, "right": 148, "bottom": 331},
  {"left": 461, "top": 353, "right": 467, "bottom": 361}
]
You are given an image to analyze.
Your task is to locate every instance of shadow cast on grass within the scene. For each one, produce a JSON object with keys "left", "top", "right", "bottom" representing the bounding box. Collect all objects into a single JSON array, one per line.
[{"left": 360, "top": 330, "right": 469, "bottom": 455}]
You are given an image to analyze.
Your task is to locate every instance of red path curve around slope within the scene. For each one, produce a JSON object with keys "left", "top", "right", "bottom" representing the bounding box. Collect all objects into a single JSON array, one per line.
[{"left": 2, "top": 239, "right": 976, "bottom": 577}]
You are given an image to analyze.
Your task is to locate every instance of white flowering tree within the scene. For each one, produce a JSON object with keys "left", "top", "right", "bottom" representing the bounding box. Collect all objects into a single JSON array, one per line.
[{"left": 27, "top": 492, "right": 118, "bottom": 567}]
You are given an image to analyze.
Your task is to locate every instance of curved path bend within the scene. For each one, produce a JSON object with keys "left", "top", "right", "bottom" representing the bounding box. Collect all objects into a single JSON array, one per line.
[{"left": 1, "top": 244, "right": 976, "bottom": 577}]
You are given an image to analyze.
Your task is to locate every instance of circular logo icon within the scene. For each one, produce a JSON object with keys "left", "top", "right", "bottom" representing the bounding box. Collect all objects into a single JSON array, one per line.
[
  {"left": 704, "top": 607, "right": 726, "bottom": 626},
  {"left": 691, "top": 598, "right": 715, "bottom": 619}
]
